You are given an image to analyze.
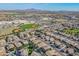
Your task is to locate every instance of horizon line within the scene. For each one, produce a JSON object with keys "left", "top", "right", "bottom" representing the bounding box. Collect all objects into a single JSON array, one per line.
[{"left": 0, "top": 9, "right": 79, "bottom": 12}]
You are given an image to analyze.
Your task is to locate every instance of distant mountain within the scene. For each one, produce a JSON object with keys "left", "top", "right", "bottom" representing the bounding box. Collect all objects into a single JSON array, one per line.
[{"left": 0, "top": 9, "right": 79, "bottom": 14}]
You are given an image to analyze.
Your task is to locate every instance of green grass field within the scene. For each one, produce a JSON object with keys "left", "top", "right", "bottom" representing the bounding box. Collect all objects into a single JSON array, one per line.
[
  {"left": 0, "top": 23, "right": 39, "bottom": 37},
  {"left": 19, "top": 23, "right": 39, "bottom": 31},
  {"left": 63, "top": 28, "right": 79, "bottom": 36}
]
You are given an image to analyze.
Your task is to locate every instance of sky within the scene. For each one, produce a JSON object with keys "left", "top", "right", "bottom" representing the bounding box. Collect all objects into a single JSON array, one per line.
[{"left": 0, "top": 3, "right": 79, "bottom": 11}]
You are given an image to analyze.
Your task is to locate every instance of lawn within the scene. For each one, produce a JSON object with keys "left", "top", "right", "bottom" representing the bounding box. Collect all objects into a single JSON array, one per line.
[
  {"left": 63, "top": 28, "right": 79, "bottom": 36},
  {"left": 19, "top": 23, "right": 39, "bottom": 31}
]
